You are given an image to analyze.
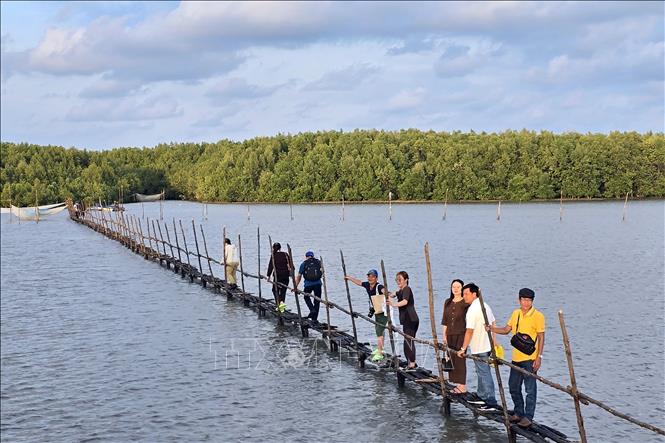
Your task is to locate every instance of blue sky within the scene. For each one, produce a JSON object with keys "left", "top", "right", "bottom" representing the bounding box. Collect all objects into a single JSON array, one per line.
[{"left": 1, "top": 1, "right": 663, "bottom": 150}]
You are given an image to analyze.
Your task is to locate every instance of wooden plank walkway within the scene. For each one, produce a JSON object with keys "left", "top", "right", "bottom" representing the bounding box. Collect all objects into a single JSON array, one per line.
[{"left": 71, "top": 210, "right": 572, "bottom": 443}]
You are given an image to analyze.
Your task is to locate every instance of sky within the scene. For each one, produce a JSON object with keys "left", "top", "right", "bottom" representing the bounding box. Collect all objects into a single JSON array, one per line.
[{"left": 1, "top": 1, "right": 663, "bottom": 150}]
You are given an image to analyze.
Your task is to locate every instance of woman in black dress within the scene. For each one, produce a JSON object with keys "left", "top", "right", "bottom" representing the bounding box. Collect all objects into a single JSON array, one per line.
[{"left": 389, "top": 271, "right": 419, "bottom": 369}]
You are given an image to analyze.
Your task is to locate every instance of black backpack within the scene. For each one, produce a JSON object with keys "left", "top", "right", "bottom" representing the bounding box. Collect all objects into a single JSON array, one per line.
[{"left": 303, "top": 258, "right": 322, "bottom": 281}]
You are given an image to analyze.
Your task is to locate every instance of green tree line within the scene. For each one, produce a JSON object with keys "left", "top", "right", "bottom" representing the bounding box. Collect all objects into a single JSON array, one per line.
[{"left": 1, "top": 130, "right": 663, "bottom": 206}]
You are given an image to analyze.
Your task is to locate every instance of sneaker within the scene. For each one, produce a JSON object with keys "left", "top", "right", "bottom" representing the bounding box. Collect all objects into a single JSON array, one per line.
[
  {"left": 278, "top": 302, "right": 286, "bottom": 313},
  {"left": 465, "top": 393, "right": 486, "bottom": 405},
  {"left": 371, "top": 352, "right": 385, "bottom": 362},
  {"left": 403, "top": 365, "right": 418, "bottom": 372},
  {"left": 517, "top": 417, "right": 532, "bottom": 427},
  {"left": 478, "top": 404, "right": 499, "bottom": 413},
  {"left": 371, "top": 348, "right": 380, "bottom": 356}
]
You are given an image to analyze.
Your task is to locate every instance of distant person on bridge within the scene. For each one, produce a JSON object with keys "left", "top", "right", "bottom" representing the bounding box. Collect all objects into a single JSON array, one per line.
[
  {"left": 294, "top": 251, "right": 323, "bottom": 323},
  {"left": 267, "top": 242, "right": 291, "bottom": 313},
  {"left": 388, "top": 271, "right": 419, "bottom": 371},
  {"left": 224, "top": 238, "right": 239, "bottom": 289}
]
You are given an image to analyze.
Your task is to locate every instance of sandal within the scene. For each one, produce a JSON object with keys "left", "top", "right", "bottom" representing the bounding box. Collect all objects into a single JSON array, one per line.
[{"left": 451, "top": 387, "right": 466, "bottom": 395}]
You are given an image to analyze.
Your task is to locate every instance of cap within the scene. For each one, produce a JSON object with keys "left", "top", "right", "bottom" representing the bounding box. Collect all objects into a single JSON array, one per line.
[
  {"left": 367, "top": 269, "right": 379, "bottom": 277},
  {"left": 305, "top": 251, "right": 314, "bottom": 257},
  {"left": 519, "top": 288, "right": 535, "bottom": 299}
]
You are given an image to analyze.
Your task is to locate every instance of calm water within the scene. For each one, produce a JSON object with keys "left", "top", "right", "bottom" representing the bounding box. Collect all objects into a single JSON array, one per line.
[{"left": 1, "top": 201, "right": 664, "bottom": 442}]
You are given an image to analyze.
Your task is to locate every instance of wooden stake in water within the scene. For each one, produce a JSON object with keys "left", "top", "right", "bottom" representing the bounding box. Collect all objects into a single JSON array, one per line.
[
  {"left": 171, "top": 219, "right": 183, "bottom": 266},
  {"left": 559, "top": 310, "right": 588, "bottom": 443},
  {"left": 222, "top": 226, "right": 227, "bottom": 283},
  {"left": 237, "top": 234, "right": 246, "bottom": 293},
  {"left": 559, "top": 189, "right": 564, "bottom": 221},
  {"left": 424, "top": 243, "right": 449, "bottom": 405},
  {"left": 179, "top": 219, "right": 192, "bottom": 268},
  {"left": 380, "top": 260, "right": 399, "bottom": 369},
  {"left": 442, "top": 188, "right": 448, "bottom": 221},
  {"left": 200, "top": 224, "right": 214, "bottom": 278},
  {"left": 290, "top": 203, "right": 293, "bottom": 221},
  {"left": 388, "top": 191, "right": 393, "bottom": 220},
  {"left": 257, "top": 227, "right": 263, "bottom": 315},
  {"left": 497, "top": 201, "right": 502, "bottom": 221},
  {"left": 622, "top": 191, "right": 629, "bottom": 222},
  {"left": 320, "top": 256, "right": 333, "bottom": 345},
  {"left": 340, "top": 250, "right": 359, "bottom": 352},
  {"left": 247, "top": 204, "right": 250, "bottom": 221},
  {"left": 286, "top": 244, "right": 307, "bottom": 337},
  {"left": 191, "top": 219, "right": 204, "bottom": 278},
  {"left": 341, "top": 196, "right": 345, "bottom": 221}
]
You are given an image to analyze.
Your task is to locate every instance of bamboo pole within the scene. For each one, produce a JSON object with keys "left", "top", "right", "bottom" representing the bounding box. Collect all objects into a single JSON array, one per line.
[
  {"left": 340, "top": 250, "right": 359, "bottom": 354},
  {"left": 222, "top": 227, "right": 227, "bottom": 283},
  {"left": 257, "top": 227, "right": 263, "bottom": 315},
  {"left": 476, "top": 289, "right": 515, "bottom": 443},
  {"left": 388, "top": 191, "right": 392, "bottom": 220},
  {"left": 380, "top": 259, "right": 399, "bottom": 369},
  {"left": 172, "top": 219, "right": 184, "bottom": 268},
  {"left": 178, "top": 219, "right": 192, "bottom": 268},
  {"left": 290, "top": 203, "right": 294, "bottom": 221},
  {"left": 442, "top": 188, "right": 448, "bottom": 221},
  {"left": 154, "top": 219, "right": 166, "bottom": 257},
  {"left": 145, "top": 217, "right": 154, "bottom": 253},
  {"left": 559, "top": 189, "right": 564, "bottom": 221},
  {"left": 341, "top": 196, "right": 345, "bottom": 221},
  {"left": 191, "top": 219, "right": 204, "bottom": 280},
  {"left": 237, "top": 234, "right": 246, "bottom": 294},
  {"left": 163, "top": 221, "right": 177, "bottom": 272},
  {"left": 247, "top": 204, "right": 250, "bottom": 221},
  {"left": 622, "top": 191, "right": 629, "bottom": 221},
  {"left": 559, "top": 310, "right": 588, "bottom": 443},
  {"left": 286, "top": 244, "right": 307, "bottom": 337},
  {"left": 200, "top": 224, "right": 214, "bottom": 278},
  {"left": 321, "top": 256, "right": 333, "bottom": 347},
  {"left": 424, "top": 243, "right": 449, "bottom": 405},
  {"left": 497, "top": 201, "right": 502, "bottom": 221}
]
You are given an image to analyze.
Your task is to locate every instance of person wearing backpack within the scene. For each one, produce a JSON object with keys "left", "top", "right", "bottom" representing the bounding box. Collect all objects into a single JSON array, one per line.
[
  {"left": 487, "top": 287, "right": 545, "bottom": 428},
  {"left": 294, "top": 251, "right": 323, "bottom": 323}
]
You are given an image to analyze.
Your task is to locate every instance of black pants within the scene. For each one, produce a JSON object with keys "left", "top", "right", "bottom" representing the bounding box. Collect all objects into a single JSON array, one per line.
[
  {"left": 403, "top": 320, "right": 419, "bottom": 364},
  {"left": 273, "top": 275, "right": 290, "bottom": 304},
  {"left": 303, "top": 284, "right": 322, "bottom": 321}
]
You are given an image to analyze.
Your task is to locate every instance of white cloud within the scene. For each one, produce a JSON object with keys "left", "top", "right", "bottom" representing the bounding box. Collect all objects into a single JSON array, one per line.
[
  {"left": 387, "top": 87, "right": 427, "bottom": 111},
  {"left": 66, "top": 94, "right": 182, "bottom": 122}
]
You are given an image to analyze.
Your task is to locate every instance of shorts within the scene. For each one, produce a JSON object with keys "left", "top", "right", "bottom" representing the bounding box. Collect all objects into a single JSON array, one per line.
[{"left": 375, "top": 313, "right": 388, "bottom": 337}]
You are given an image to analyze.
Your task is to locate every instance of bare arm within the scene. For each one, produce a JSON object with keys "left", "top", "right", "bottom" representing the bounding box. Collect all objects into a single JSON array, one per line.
[
  {"left": 533, "top": 332, "right": 545, "bottom": 371},
  {"left": 344, "top": 275, "right": 363, "bottom": 286},
  {"left": 488, "top": 323, "right": 512, "bottom": 335},
  {"left": 456, "top": 329, "right": 474, "bottom": 356}
]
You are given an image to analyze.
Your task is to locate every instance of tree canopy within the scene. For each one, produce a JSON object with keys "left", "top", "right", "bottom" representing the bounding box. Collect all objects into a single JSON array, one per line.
[{"left": 1, "top": 130, "right": 663, "bottom": 206}]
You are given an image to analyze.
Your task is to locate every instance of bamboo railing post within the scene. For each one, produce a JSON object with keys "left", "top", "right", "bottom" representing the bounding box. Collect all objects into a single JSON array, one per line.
[
  {"left": 145, "top": 217, "right": 154, "bottom": 253},
  {"left": 138, "top": 217, "right": 150, "bottom": 259},
  {"left": 191, "top": 219, "right": 205, "bottom": 286},
  {"left": 380, "top": 260, "right": 399, "bottom": 369},
  {"left": 222, "top": 226, "right": 227, "bottom": 285},
  {"left": 442, "top": 188, "right": 448, "bottom": 221},
  {"left": 257, "top": 227, "right": 264, "bottom": 316},
  {"left": 476, "top": 289, "right": 515, "bottom": 443},
  {"left": 132, "top": 216, "right": 145, "bottom": 256},
  {"left": 622, "top": 191, "right": 629, "bottom": 222},
  {"left": 178, "top": 219, "right": 193, "bottom": 282},
  {"left": 497, "top": 200, "right": 502, "bottom": 221},
  {"left": 424, "top": 243, "right": 450, "bottom": 415},
  {"left": 340, "top": 250, "right": 361, "bottom": 363},
  {"left": 237, "top": 234, "right": 247, "bottom": 304},
  {"left": 559, "top": 189, "right": 564, "bottom": 221},
  {"left": 286, "top": 244, "right": 307, "bottom": 337},
  {"left": 268, "top": 234, "right": 284, "bottom": 325},
  {"left": 157, "top": 221, "right": 172, "bottom": 272},
  {"left": 559, "top": 310, "right": 588, "bottom": 443},
  {"left": 200, "top": 224, "right": 214, "bottom": 279},
  {"left": 320, "top": 256, "right": 333, "bottom": 346},
  {"left": 155, "top": 220, "right": 168, "bottom": 267},
  {"left": 171, "top": 219, "right": 184, "bottom": 275}
]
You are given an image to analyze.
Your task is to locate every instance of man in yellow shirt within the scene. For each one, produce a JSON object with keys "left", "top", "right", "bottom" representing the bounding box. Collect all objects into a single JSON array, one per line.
[{"left": 489, "top": 288, "right": 545, "bottom": 428}]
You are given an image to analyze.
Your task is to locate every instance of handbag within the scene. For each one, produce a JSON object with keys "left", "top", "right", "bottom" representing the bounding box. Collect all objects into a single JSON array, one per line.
[
  {"left": 510, "top": 312, "right": 537, "bottom": 356},
  {"left": 441, "top": 349, "right": 454, "bottom": 372}
]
